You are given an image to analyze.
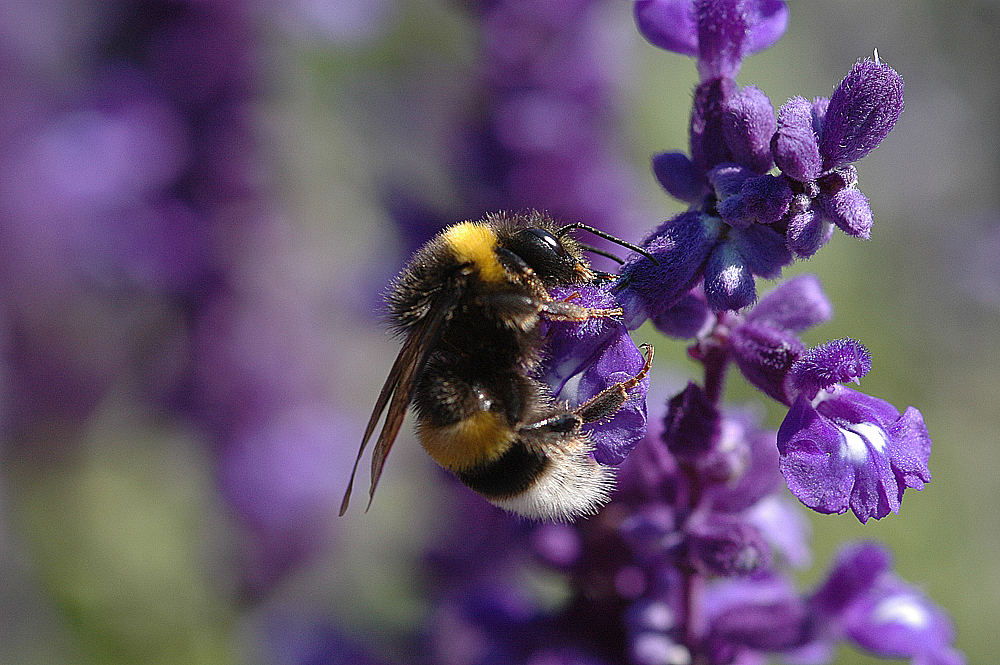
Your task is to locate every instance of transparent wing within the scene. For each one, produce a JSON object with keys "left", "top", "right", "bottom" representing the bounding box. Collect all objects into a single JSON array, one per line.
[{"left": 339, "top": 280, "right": 463, "bottom": 516}]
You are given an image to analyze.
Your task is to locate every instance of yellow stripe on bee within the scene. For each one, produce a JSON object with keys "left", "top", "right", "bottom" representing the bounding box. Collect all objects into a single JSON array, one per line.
[
  {"left": 442, "top": 222, "right": 506, "bottom": 283},
  {"left": 418, "top": 411, "right": 514, "bottom": 472}
]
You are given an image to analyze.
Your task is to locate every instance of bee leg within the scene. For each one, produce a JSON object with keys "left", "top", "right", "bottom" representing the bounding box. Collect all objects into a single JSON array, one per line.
[
  {"left": 520, "top": 412, "right": 582, "bottom": 434},
  {"left": 518, "top": 343, "right": 653, "bottom": 448},
  {"left": 539, "top": 299, "right": 623, "bottom": 322},
  {"left": 574, "top": 344, "right": 654, "bottom": 423}
]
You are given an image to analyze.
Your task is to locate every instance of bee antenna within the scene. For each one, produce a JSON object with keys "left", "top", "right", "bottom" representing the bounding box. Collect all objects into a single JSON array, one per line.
[
  {"left": 556, "top": 222, "right": 659, "bottom": 265},
  {"left": 576, "top": 243, "right": 625, "bottom": 265}
]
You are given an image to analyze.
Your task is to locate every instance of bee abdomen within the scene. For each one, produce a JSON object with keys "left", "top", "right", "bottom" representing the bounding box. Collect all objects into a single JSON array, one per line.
[
  {"left": 417, "top": 411, "right": 516, "bottom": 472},
  {"left": 456, "top": 443, "right": 549, "bottom": 498}
]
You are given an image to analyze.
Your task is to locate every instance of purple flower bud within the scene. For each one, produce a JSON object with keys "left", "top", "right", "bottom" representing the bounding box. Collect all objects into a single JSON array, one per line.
[
  {"left": 772, "top": 96, "right": 823, "bottom": 182},
  {"left": 696, "top": 0, "right": 751, "bottom": 79},
  {"left": 745, "top": 275, "right": 833, "bottom": 333},
  {"left": 708, "top": 591, "right": 812, "bottom": 651},
  {"left": 728, "top": 222, "right": 793, "bottom": 278},
  {"left": 702, "top": 574, "right": 814, "bottom": 662},
  {"left": 821, "top": 186, "right": 873, "bottom": 239},
  {"left": 662, "top": 382, "right": 720, "bottom": 461},
  {"left": 707, "top": 413, "right": 781, "bottom": 512},
  {"left": 717, "top": 174, "right": 793, "bottom": 227},
  {"left": 745, "top": 496, "right": 812, "bottom": 569},
  {"left": 788, "top": 338, "right": 872, "bottom": 399},
  {"left": 696, "top": 0, "right": 788, "bottom": 80},
  {"left": 651, "top": 288, "right": 713, "bottom": 339},
  {"left": 722, "top": 85, "right": 776, "bottom": 173},
  {"left": 687, "top": 518, "right": 771, "bottom": 576},
  {"left": 708, "top": 163, "right": 753, "bottom": 201},
  {"left": 691, "top": 76, "right": 739, "bottom": 173},
  {"left": 777, "top": 386, "right": 932, "bottom": 522},
  {"left": 811, "top": 542, "right": 893, "bottom": 616},
  {"left": 810, "top": 543, "right": 965, "bottom": 665},
  {"left": 652, "top": 151, "right": 705, "bottom": 203},
  {"left": 843, "top": 580, "right": 964, "bottom": 665},
  {"left": 704, "top": 241, "right": 756, "bottom": 311},
  {"left": 620, "top": 503, "right": 679, "bottom": 562},
  {"left": 786, "top": 206, "right": 834, "bottom": 258},
  {"left": 819, "top": 58, "right": 904, "bottom": 170},
  {"left": 616, "top": 211, "right": 722, "bottom": 327},
  {"left": 729, "top": 320, "right": 805, "bottom": 403}
]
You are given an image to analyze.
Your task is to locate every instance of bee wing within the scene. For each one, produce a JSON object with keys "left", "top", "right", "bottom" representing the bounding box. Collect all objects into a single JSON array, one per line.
[{"left": 339, "top": 281, "right": 463, "bottom": 516}]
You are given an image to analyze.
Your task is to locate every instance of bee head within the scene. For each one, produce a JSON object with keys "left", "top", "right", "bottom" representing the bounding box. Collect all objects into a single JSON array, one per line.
[{"left": 508, "top": 226, "right": 593, "bottom": 284}]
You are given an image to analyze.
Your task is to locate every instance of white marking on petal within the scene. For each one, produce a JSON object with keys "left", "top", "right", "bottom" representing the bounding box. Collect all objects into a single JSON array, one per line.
[
  {"left": 873, "top": 594, "right": 929, "bottom": 629},
  {"left": 851, "top": 421, "right": 888, "bottom": 454},
  {"left": 837, "top": 426, "right": 870, "bottom": 464},
  {"left": 810, "top": 387, "right": 837, "bottom": 409},
  {"left": 558, "top": 372, "right": 583, "bottom": 404}
]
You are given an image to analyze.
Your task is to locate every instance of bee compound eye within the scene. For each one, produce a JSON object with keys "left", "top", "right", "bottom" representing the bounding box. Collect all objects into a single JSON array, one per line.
[{"left": 510, "top": 227, "right": 575, "bottom": 278}]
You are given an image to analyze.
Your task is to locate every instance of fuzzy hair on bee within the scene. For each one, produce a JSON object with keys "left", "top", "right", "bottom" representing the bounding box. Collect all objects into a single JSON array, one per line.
[{"left": 340, "top": 211, "right": 654, "bottom": 522}]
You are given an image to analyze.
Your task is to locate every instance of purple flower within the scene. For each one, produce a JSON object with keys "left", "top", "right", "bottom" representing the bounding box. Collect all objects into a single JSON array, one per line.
[
  {"left": 811, "top": 543, "right": 965, "bottom": 665},
  {"left": 702, "top": 573, "right": 814, "bottom": 659},
  {"left": 634, "top": 0, "right": 789, "bottom": 76},
  {"left": 542, "top": 284, "right": 650, "bottom": 465},
  {"left": 617, "top": 203, "right": 793, "bottom": 317},
  {"left": 728, "top": 275, "right": 833, "bottom": 403},
  {"left": 777, "top": 385, "right": 931, "bottom": 522}
]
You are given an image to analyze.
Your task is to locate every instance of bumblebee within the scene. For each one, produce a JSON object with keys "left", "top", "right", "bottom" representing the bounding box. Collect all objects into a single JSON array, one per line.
[{"left": 340, "top": 211, "right": 653, "bottom": 521}]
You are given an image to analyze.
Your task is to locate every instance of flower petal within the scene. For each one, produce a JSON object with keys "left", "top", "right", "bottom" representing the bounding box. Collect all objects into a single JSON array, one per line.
[
  {"left": 634, "top": 0, "right": 699, "bottom": 56},
  {"left": 718, "top": 174, "right": 792, "bottom": 227},
  {"left": 652, "top": 151, "right": 704, "bottom": 203},
  {"left": 696, "top": 0, "right": 752, "bottom": 79},
  {"left": 843, "top": 581, "right": 964, "bottom": 665},
  {"left": 729, "top": 222, "right": 793, "bottom": 278},
  {"left": 729, "top": 321, "right": 805, "bottom": 404},
  {"left": 651, "top": 287, "right": 713, "bottom": 339},
  {"left": 780, "top": 387, "right": 931, "bottom": 523},
  {"left": 786, "top": 205, "right": 834, "bottom": 258},
  {"left": 747, "top": 274, "right": 833, "bottom": 332},
  {"left": 776, "top": 395, "right": 858, "bottom": 516}
]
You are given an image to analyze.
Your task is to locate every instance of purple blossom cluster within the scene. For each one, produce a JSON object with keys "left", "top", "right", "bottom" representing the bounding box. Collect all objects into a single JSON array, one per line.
[
  {"left": 415, "top": 416, "right": 961, "bottom": 665},
  {"left": 619, "top": 1, "right": 903, "bottom": 318}
]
